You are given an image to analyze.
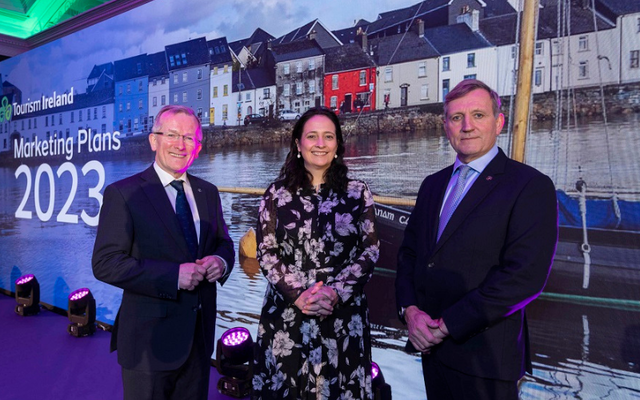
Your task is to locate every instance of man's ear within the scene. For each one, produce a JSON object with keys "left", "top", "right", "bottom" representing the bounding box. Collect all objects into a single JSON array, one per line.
[{"left": 149, "top": 133, "right": 157, "bottom": 151}]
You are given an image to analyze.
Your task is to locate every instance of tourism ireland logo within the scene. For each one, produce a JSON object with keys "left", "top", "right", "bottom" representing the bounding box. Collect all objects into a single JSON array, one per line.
[{"left": 0, "top": 96, "right": 11, "bottom": 123}]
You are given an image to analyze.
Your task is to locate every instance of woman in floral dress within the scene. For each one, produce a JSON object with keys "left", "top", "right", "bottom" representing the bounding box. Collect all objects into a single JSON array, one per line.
[{"left": 252, "top": 107, "right": 379, "bottom": 400}]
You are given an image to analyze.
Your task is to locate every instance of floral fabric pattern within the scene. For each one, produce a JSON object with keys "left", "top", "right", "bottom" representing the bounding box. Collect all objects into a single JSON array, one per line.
[{"left": 253, "top": 179, "right": 379, "bottom": 400}]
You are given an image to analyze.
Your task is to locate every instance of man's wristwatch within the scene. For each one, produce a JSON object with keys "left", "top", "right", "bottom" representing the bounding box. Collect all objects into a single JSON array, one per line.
[{"left": 399, "top": 306, "right": 409, "bottom": 324}]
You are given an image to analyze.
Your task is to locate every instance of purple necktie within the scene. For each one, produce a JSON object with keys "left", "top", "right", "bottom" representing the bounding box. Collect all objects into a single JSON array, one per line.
[
  {"left": 170, "top": 180, "right": 198, "bottom": 259},
  {"left": 437, "top": 165, "right": 472, "bottom": 241}
]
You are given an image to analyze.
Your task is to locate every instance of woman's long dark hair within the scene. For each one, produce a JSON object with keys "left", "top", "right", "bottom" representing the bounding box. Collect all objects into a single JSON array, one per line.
[{"left": 279, "top": 107, "right": 348, "bottom": 193}]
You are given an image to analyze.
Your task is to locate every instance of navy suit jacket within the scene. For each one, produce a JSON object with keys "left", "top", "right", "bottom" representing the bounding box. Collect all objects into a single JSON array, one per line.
[
  {"left": 396, "top": 148, "right": 557, "bottom": 381},
  {"left": 92, "top": 165, "right": 235, "bottom": 371}
]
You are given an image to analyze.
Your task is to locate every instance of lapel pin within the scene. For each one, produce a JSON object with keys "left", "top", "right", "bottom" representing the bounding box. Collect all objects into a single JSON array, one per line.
[
  {"left": 486, "top": 176, "right": 493, "bottom": 181},
  {"left": 198, "top": 188, "right": 202, "bottom": 192}
]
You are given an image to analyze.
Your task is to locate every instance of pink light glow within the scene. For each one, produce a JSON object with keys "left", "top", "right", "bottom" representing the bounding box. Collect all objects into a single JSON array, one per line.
[{"left": 16, "top": 274, "right": 35, "bottom": 285}]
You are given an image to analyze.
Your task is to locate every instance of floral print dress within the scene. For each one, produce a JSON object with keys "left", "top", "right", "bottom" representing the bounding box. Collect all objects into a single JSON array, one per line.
[{"left": 252, "top": 179, "right": 380, "bottom": 400}]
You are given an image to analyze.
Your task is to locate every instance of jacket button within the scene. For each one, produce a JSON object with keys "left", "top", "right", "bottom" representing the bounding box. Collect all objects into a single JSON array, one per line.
[{"left": 427, "top": 262, "right": 435, "bottom": 268}]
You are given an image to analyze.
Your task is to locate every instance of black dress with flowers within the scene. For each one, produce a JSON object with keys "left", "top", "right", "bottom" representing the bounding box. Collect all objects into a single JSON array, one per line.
[{"left": 252, "top": 179, "right": 379, "bottom": 400}]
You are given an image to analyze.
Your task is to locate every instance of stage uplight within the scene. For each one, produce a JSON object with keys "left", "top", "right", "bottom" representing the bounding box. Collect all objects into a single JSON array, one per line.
[
  {"left": 15, "top": 274, "right": 40, "bottom": 316},
  {"left": 215, "top": 327, "right": 254, "bottom": 398},
  {"left": 67, "top": 288, "right": 96, "bottom": 337},
  {"left": 372, "top": 361, "right": 392, "bottom": 400}
]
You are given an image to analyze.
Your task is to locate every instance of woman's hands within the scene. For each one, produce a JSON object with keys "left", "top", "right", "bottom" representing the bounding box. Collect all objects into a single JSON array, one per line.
[{"left": 294, "top": 282, "right": 339, "bottom": 317}]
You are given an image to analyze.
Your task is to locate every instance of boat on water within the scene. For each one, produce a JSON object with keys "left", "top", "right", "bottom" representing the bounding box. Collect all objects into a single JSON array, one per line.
[{"left": 374, "top": 191, "right": 640, "bottom": 302}]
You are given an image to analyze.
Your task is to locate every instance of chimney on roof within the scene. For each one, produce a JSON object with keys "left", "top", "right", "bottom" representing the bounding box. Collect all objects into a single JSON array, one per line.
[
  {"left": 356, "top": 27, "right": 368, "bottom": 52},
  {"left": 415, "top": 18, "right": 425, "bottom": 38},
  {"left": 308, "top": 30, "right": 317, "bottom": 41},
  {"left": 456, "top": 8, "right": 479, "bottom": 31}
]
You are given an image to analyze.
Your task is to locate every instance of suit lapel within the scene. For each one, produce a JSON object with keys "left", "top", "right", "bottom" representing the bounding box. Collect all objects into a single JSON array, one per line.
[
  {"left": 189, "top": 174, "right": 209, "bottom": 259},
  {"left": 139, "top": 166, "right": 193, "bottom": 260},
  {"left": 434, "top": 150, "right": 507, "bottom": 252}
]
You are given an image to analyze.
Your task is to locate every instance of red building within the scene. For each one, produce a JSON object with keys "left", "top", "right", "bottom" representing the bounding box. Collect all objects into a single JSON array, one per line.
[{"left": 323, "top": 43, "right": 377, "bottom": 114}]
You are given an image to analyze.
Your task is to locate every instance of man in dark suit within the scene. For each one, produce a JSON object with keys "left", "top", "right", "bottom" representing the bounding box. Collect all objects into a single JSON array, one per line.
[
  {"left": 92, "top": 105, "right": 235, "bottom": 400},
  {"left": 396, "top": 79, "right": 557, "bottom": 399}
]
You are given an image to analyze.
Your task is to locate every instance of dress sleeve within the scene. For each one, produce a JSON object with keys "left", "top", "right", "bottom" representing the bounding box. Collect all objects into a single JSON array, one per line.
[
  {"left": 256, "top": 183, "right": 305, "bottom": 304},
  {"left": 327, "top": 182, "right": 380, "bottom": 304}
]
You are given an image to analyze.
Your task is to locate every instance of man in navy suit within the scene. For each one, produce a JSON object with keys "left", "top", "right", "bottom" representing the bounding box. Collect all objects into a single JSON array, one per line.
[
  {"left": 92, "top": 105, "right": 234, "bottom": 400},
  {"left": 396, "top": 79, "right": 557, "bottom": 399}
]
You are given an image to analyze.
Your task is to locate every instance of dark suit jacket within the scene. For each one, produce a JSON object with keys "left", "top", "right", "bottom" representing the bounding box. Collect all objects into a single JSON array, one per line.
[
  {"left": 396, "top": 148, "right": 557, "bottom": 381},
  {"left": 92, "top": 165, "right": 234, "bottom": 371}
]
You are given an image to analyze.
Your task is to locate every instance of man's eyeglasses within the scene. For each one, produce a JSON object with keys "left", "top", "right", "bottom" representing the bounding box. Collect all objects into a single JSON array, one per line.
[{"left": 152, "top": 132, "right": 200, "bottom": 146}]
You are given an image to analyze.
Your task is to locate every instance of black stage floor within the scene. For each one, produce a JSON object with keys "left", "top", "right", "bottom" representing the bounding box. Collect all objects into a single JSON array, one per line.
[{"left": 0, "top": 294, "right": 248, "bottom": 400}]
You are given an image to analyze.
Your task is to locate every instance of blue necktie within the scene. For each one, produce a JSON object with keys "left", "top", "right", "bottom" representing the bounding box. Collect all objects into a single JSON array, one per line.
[
  {"left": 170, "top": 180, "right": 198, "bottom": 259},
  {"left": 437, "top": 165, "right": 472, "bottom": 241}
]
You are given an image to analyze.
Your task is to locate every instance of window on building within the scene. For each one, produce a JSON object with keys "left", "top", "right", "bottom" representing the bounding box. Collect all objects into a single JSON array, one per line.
[
  {"left": 284, "top": 64, "right": 290, "bottom": 75},
  {"left": 421, "top": 84, "right": 429, "bottom": 99},
  {"left": 332, "top": 75, "right": 339, "bottom": 90},
  {"left": 66, "top": 128, "right": 70, "bottom": 138},
  {"left": 182, "top": 72, "right": 188, "bottom": 82},
  {"left": 213, "top": 87, "right": 218, "bottom": 98},
  {"left": 309, "top": 81, "right": 315, "bottom": 94},
  {"left": 222, "top": 104, "right": 228, "bottom": 119},
  {"left": 223, "top": 85, "right": 228, "bottom": 96},
  {"left": 52, "top": 115, "right": 55, "bottom": 126},
  {"left": 637, "top": 17, "right": 640, "bottom": 33},
  {"left": 534, "top": 69, "right": 542, "bottom": 86},
  {"left": 127, "top": 83, "right": 131, "bottom": 93},
  {"left": 578, "top": 60, "right": 589, "bottom": 78},
  {"left": 263, "top": 88, "right": 270, "bottom": 99},
  {"left": 118, "top": 104, "right": 122, "bottom": 112},
  {"left": 296, "top": 61, "right": 302, "bottom": 73},
  {"left": 535, "top": 42, "right": 543, "bottom": 56},
  {"left": 443, "top": 79, "right": 450, "bottom": 99},
  {"left": 360, "top": 70, "right": 366, "bottom": 86},
  {"left": 87, "top": 109, "right": 91, "bottom": 120},
  {"left": 631, "top": 50, "right": 640, "bottom": 69},
  {"left": 385, "top": 67, "right": 393, "bottom": 82},
  {"left": 182, "top": 92, "right": 187, "bottom": 102},
  {"left": 94, "top": 108, "right": 98, "bottom": 119},
  {"left": 153, "top": 79, "right": 157, "bottom": 86},
  {"left": 330, "top": 96, "right": 337, "bottom": 109},
  {"left": 284, "top": 83, "right": 290, "bottom": 96},
  {"left": 138, "top": 81, "right": 143, "bottom": 92},
  {"left": 213, "top": 66, "right": 218, "bottom": 75},
  {"left": 101, "top": 124, "right": 106, "bottom": 134},
  {"left": 197, "top": 69, "right": 202, "bottom": 79},
  {"left": 173, "top": 74, "right": 178, "bottom": 84},
  {"left": 296, "top": 83, "right": 302, "bottom": 95},
  {"left": 443, "top": 57, "right": 450, "bottom": 71},
  {"left": 309, "top": 59, "right": 315, "bottom": 70},
  {"left": 418, "top": 62, "right": 426, "bottom": 77},
  {"left": 138, "top": 100, "right": 143, "bottom": 109},
  {"left": 467, "top": 53, "right": 476, "bottom": 68},
  {"left": 173, "top": 93, "right": 178, "bottom": 103},
  {"left": 463, "top": 74, "right": 477, "bottom": 80},
  {"left": 579, "top": 36, "right": 589, "bottom": 51},
  {"left": 197, "top": 89, "right": 203, "bottom": 100},
  {"left": 511, "top": 46, "right": 517, "bottom": 59},
  {"left": 245, "top": 92, "right": 251, "bottom": 101},
  {"left": 161, "top": 95, "right": 166, "bottom": 105},
  {"left": 153, "top": 97, "right": 158, "bottom": 107},
  {"left": 59, "top": 114, "right": 63, "bottom": 124},
  {"left": 102, "top": 106, "right": 106, "bottom": 118},
  {"left": 224, "top": 65, "right": 228, "bottom": 73}
]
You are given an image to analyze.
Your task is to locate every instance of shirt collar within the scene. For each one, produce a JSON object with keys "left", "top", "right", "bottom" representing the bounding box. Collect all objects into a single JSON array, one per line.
[
  {"left": 452, "top": 145, "right": 499, "bottom": 175},
  {"left": 153, "top": 162, "right": 189, "bottom": 187}
]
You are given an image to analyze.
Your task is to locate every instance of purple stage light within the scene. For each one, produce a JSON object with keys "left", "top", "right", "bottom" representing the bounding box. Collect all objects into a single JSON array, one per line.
[
  {"left": 69, "top": 288, "right": 90, "bottom": 301},
  {"left": 372, "top": 361, "right": 380, "bottom": 379},
  {"left": 16, "top": 274, "right": 35, "bottom": 285},
  {"left": 222, "top": 327, "right": 250, "bottom": 347}
]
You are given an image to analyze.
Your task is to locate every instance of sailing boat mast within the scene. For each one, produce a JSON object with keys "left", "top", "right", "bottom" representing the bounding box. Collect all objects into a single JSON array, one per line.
[{"left": 511, "top": 0, "right": 539, "bottom": 163}]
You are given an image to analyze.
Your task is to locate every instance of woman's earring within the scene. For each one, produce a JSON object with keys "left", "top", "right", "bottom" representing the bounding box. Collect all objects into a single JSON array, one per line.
[
  {"left": 297, "top": 153, "right": 301, "bottom": 159},
  {"left": 334, "top": 154, "right": 338, "bottom": 159}
]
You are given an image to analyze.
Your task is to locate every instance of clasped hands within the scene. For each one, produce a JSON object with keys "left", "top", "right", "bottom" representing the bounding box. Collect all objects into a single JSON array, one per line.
[
  {"left": 405, "top": 306, "right": 449, "bottom": 353},
  {"left": 178, "top": 255, "right": 225, "bottom": 291},
  {"left": 294, "top": 282, "right": 338, "bottom": 317}
]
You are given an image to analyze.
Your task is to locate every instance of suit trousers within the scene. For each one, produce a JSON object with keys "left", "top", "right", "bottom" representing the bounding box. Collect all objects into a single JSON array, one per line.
[
  {"left": 122, "top": 310, "right": 210, "bottom": 400},
  {"left": 422, "top": 354, "right": 519, "bottom": 400}
]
